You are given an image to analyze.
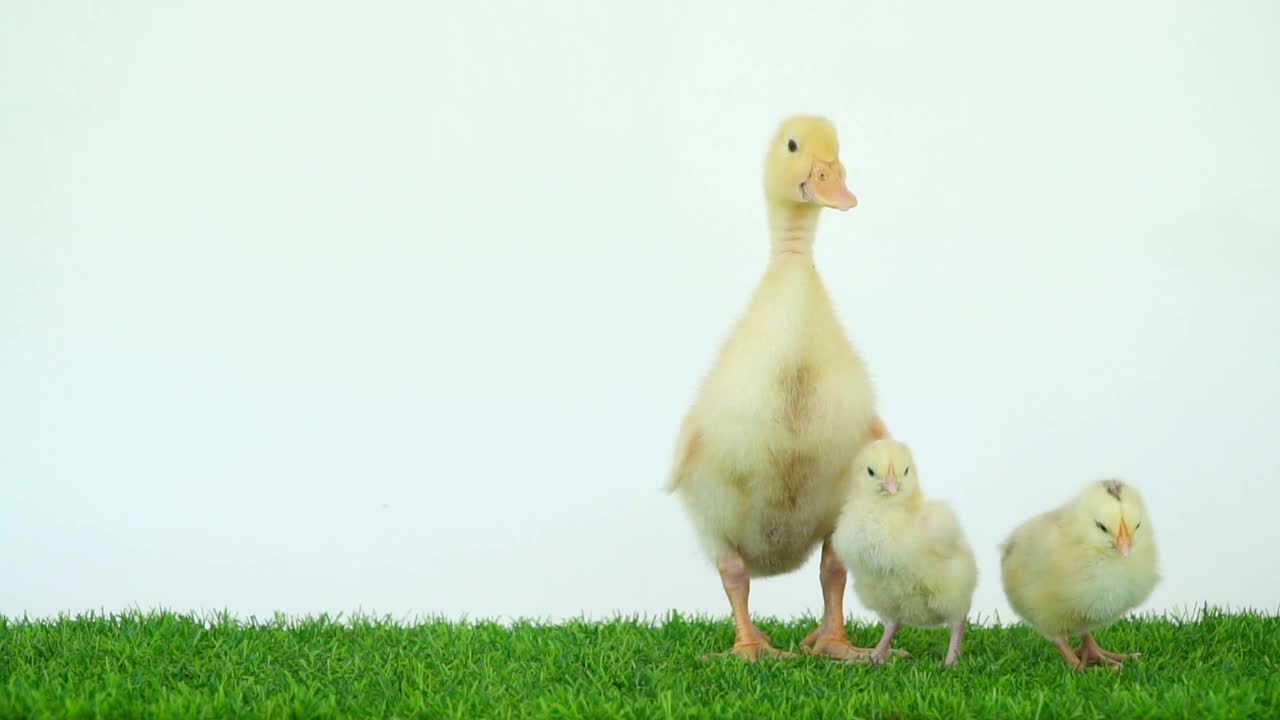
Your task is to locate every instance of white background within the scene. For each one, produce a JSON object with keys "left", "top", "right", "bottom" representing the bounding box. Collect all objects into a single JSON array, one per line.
[{"left": 3, "top": 1, "right": 1278, "bottom": 625}]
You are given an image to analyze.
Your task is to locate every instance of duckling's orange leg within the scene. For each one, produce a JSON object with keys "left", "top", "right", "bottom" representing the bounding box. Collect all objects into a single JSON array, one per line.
[
  {"left": 801, "top": 539, "right": 888, "bottom": 661},
  {"left": 703, "top": 552, "right": 793, "bottom": 661},
  {"left": 1077, "top": 632, "right": 1138, "bottom": 668}
]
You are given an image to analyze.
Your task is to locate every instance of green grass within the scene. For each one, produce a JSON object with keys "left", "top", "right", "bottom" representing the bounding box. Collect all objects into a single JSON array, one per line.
[{"left": 0, "top": 608, "right": 1277, "bottom": 719}]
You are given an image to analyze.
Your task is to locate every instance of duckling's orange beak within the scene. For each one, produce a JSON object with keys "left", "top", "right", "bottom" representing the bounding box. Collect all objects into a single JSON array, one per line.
[
  {"left": 1115, "top": 521, "right": 1132, "bottom": 556},
  {"left": 802, "top": 160, "right": 857, "bottom": 211}
]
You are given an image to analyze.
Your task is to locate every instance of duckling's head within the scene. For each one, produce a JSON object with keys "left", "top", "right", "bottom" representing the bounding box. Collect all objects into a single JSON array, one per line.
[
  {"left": 763, "top": 115, "right": 857, "bottom": 211},
  {"left": 1070, "top": 479, "right": 1150, "bottom": 558},
  {"left": 855, "top": 438, "right": 917, "bottom": 502}
]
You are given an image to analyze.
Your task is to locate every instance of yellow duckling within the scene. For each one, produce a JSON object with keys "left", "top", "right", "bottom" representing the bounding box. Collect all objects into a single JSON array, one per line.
[
  {"left": 667, "top": 115, "right": 887, "bottom": 661},
  {"left": 1000, "top": 479, "right": 1160, "bottom": 670},
  {"left": 832, "top": 439, "right": 978, "bottom": 666}
]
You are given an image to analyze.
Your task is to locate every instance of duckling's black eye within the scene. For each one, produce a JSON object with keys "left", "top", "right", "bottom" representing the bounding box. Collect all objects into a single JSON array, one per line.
[
  {"left": 904, "top": 467, "right": 910, "bottom": 476},
  {"left": 1135, "top": 522, "right": 1142, "bottom": 530},
  {"left": 787, "top": 139, "right": 798, "bottom": 153},
  {"left": 867, "top": 466, "right": 876, "bottom": 477},
  {"left": 1095, "top": 521, "right": 1109, "bottom": 533}
]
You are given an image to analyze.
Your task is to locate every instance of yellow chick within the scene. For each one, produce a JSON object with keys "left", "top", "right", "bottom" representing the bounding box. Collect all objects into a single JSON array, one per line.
[
  {"left": 1000, "top": 479, "right": 1159, "bottom": 670},
  {"left": 832, "top": 439, "right": 978, "bottom": 666},
  {"left": 667, "top": 115, "right": 887, "bottom": 661}
]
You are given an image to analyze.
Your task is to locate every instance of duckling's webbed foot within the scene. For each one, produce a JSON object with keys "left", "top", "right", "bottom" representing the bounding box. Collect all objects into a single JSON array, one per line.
[
  {"left": 802, "top": 626, "right": 873, "bottom": 661},
  {"left": 705, "top": 639, "right": 793, "bottom": 662},
  {"left": 702, "top": 552, "right": 794, "bottom": 662},
  {"left": 801, "top": 539, "right": 876, "bottom": 662}
]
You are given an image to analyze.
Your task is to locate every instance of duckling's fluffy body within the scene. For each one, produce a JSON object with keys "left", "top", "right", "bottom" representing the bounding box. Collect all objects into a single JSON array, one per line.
[{"left": 670, "top": 261, "right": 876, "bottom": 576}]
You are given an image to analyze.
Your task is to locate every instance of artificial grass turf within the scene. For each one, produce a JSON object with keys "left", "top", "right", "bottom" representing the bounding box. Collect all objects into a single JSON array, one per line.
[{"left": 0, "top": 608, "right": 1276, "bottom": 719}]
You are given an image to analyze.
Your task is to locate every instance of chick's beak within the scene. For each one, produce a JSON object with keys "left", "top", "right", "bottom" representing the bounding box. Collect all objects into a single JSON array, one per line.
[
  {"left": 882, "top": 470, "right": 899, "bottom": 495},
  {"left": 1115, "top": 521, "right": 1132, "bottom": 557},
  {"left": 802, "top": 159, "right": 857, "bottom": 211}
]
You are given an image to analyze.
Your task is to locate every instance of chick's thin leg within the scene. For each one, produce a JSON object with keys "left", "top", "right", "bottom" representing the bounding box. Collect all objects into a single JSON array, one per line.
[
  {"left": 1078, "top": 632, "right": 1137, "bottom": 667},
  {"left": 801, "top": 539, "right": 882, "bottom": 661},
  {"left": 1052, "top": 636, "right": 1084, "bottom": 670},
  {"left": 1054, "top": 636, "right": 1120, "bottom": 672},
  {"left": 943, "top": 621, "right": 965, "bottom": 667},
  {"left": 704, "top": 552, "right": 792, "bottom": 661},
  {"left": 868, "top": 620, "right": 901, "bottom": 664}
]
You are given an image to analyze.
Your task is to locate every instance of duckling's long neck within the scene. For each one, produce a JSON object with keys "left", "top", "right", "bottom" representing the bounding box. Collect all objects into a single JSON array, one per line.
[{"left": 767, "top": 199, "right": 822, "bottom": 261}]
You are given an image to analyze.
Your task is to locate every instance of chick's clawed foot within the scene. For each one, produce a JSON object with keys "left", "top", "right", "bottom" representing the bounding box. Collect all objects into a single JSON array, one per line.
[
  {"left": 1054, "top": 634, "right": 1136, "bottom": 672},
  {"left": 857, "top": 646, "right": 911, "bottom": 665},
  {"left": 1077, "top": 632, "right": 1139, "bottom": 670},
  {"left": 862, "top": 621, "right": 910, "bottom": 665},
  {"left": 1076, "top": 647, "right": 1122, "bottom": 670}
]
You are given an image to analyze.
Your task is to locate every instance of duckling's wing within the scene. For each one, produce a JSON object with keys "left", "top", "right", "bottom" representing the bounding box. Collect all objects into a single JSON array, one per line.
[{"left": 666, "top": 417, "right": 703, "bottom": 491}]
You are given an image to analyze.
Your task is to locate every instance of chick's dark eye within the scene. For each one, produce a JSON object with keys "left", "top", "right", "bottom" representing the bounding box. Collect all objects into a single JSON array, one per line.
[
  {"left": 1095, "top": 521, "right": 1109, "bottom": 533},
  {"left": 867, "top": 466, "right": 876, "bottom": 477},
  {"left": 787, "top": 139, "right": 798, "bottom": 153},
  {"left": 904, "top": 467, "right": 910, "bottom": 476}
]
